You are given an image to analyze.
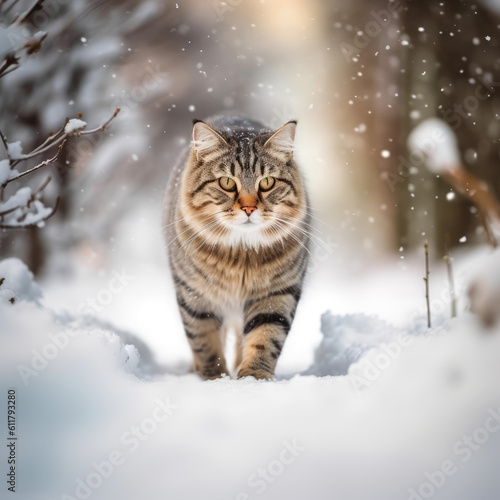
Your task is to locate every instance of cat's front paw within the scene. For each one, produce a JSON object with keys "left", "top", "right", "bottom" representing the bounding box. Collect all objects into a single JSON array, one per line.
[
  {"left": 198, "top": 368, "right": 228, "bottom": 381},
  {"left": 237, "top": 367, "right": 274, "bottom": 380}
]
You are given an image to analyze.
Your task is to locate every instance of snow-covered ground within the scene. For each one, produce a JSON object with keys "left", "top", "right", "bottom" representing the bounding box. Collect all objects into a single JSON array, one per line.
[{"left": 2, "top": 211, "right": 500, "bottom": 500}]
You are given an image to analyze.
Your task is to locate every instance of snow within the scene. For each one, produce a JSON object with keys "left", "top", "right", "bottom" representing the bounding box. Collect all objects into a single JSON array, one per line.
[
  {"left": 6, "top": 140, "right": 23, "bottom": 159},
  {"left": 3, "top": 3, "right": 500, "bottom": 495},
  {"left": 0, "top": 188, "right": 52, "bottom": 227},
  {"left": 20, "top": 199, "right": 53, "bottom": 227},
  {"left": 0, "top": 186, "right": 32, "bottom": 212},
  {"left": 31, "top": 31, "right": 47, "bottom": 45},
  {"left": 0, "top": 159, "right": 18, "bottom": 185},
  {"left": 0, "top": 24, "right": 29, "bottom": 58},
  {"left": 0, "top": 258, "right": 42, "bottom": 305},
  {"left": 64, "top": 118, "right": 88, "bottom": 134},
  {"left": 0, "top": 159, "right": 9, "bottom": 184},
  {"left": 407, "top": 118, "right": 462, "bottom": 174},
  {"left": 2, "top": 245, "right": 500, "bottom": 499},
  {"left": 303, "top": 312, "right": 401, "bottom": 376}
]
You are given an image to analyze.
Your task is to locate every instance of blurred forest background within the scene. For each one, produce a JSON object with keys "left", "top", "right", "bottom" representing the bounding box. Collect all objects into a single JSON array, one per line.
[{"left": 2, "top": 0, "right": 500, "bottom": 276}]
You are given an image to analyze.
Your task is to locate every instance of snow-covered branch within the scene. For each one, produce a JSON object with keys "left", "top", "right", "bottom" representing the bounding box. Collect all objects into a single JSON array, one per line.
[
  {"left": 0, "top": 0, "right": 47, "bottom": 78},
  {"left": 0, "top": 108, "right": 120, "bottom": 230}
]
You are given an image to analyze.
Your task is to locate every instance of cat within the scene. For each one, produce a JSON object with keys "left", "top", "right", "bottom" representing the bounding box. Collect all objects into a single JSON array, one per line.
[{"left": 163, "top": 115, "right": 310, "bottom": 380}]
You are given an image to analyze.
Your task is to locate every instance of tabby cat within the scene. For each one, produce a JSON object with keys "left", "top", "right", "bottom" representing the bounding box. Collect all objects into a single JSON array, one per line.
[{"left": 163, "top": 115, "right": 310, "bottom": 380}]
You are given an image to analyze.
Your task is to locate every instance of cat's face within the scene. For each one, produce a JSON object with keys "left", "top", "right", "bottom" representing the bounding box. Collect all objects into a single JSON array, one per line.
[{"left": 180, "top": 120, "right": 307, "bottom": 249}]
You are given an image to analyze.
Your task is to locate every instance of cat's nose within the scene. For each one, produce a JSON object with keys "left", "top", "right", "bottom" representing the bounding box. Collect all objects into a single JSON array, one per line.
[{"left": 241, "top": 206, "right": 257, "bottom": 217}]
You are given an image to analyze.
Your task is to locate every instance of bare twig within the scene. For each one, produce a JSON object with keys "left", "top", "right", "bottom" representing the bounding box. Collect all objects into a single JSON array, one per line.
[
  {"left": 0, "top": 64, "right": 19, "bottom": 78},
  {"left": 9, "top": 108, "right": 120, "bottom": 167},
  {"left": 32, "top": 175, "right": 51, "bottom": 196},
  {"left": 11, "top": 117, "right": 70, "bottom": 169},
  {"left": 423, "top": 242, "right": 431, "bottom": 328},
  {"left": 0, "top": 1, "right": 47, "bottom": 77},
  {"left": 0, "top": 108, "right": 120, "bottom": 231},
  {"left": 0, "top": 130, "right": 9, "bottom": 158},
  {"left": 0, "top": 55, "right": 20, "bottom": 79},
  {"left": 0, "top": 1, "right": 46, "bottom": 80},
  {"left": 443, "top": 240, "right": 457, "bottom": 319},
  {"left": 42, "top": 195, "right": 59, "bottom": 221},
  {"left": 12, "top": 134, "right": 66, "bottom": 162},
  {"left": 23, "top": 31, "right": 47, "bottom": 56},
  {"left": 80, "top": 107, "right": 121, "bottom": 134},
  {"left": 32, "top": 117, "right": 69, "bottom": 150},
  {"left": 3, "top": 140, "right": 66, "bottom": 186}
]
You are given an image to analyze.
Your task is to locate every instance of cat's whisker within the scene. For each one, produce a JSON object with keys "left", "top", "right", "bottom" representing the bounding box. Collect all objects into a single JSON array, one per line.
[
  {"left": 166, "top": 213, "right": 220, "bottom": 249},
  {"left": 188, "top": 221, "right": 230, "bottom": 257},
  {"left": 190, "top": 221, "right": 228, "bottom": 258},
  {"left": 276, "top": 212, "right": 327, "bottom": 237},
  {"left": 294, "top": 204, "right": 331, "bottom": 222},
  {"left": 271, "top": 220, "right": 313, "bottom": 257},
  {"left": 180, "top": 210, "right": 233, "bottom": 252},
  {"left": 272, "top": 215, "right": 328, "bottom": 250},
  {"left": 159, "top": 210, "right": 215, "bottom": 231},
  {"left": 179, "top": 221, "right": 219, "bottom": 253},
  {"left": 181, "top": 218, "right": 223, "bottom": 254},
  {"left": 265, "top": 224, "right": 285, "bottom": 250},
  {"left": 188, "top": 221, "right": 224, "bottom": 252},
  {"left": 274, "top": 217, "right": 328, "bottom": 248},
  {"left": 296, "top": 203, "right": 329, "bottom": 215},
  {"left": 294, "top": 205, "right": 334, "bottom": 229},
  {"left": 275, "top": 211, "right": 323, "bottom": 233},
  {"left": 176, "top": 220, "right": 218, "bottom": 253},
  {"left": 209, "top": 223, "right": 230, "bottom": 255}
]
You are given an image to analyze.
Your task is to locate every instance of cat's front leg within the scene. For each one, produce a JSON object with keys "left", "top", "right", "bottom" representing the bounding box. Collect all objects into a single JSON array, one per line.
[
  {"left": 237, "top": 294, "right": 297, "bottom": 379},
  {"left": 176, "top": 296, "right": 229, "bottom": 379}
]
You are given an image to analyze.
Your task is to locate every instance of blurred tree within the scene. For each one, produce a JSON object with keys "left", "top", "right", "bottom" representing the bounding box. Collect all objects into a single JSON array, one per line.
[
  {"left": 327, "top": 0, "right": 500, "bottom": 254},
  {"left": 401, "top": 0, "right": 500, "bottom": 253}
]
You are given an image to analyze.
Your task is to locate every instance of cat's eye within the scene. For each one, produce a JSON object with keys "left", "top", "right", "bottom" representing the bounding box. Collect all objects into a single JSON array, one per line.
[
  {"left": 259, "top": 177, "right": 275, "bottom": 192},
  {"left": 219, "top": 177, "right": 237, "bottom": 192}
]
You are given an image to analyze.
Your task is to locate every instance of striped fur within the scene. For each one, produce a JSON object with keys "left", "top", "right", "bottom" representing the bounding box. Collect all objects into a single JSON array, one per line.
[{"left": 163, "top": 115, "right": 310, "bottom": 380}]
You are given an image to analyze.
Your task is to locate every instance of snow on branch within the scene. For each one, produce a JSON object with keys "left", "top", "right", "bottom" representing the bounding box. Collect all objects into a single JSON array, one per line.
[
  {"left": 408, "top": 118, "right": 500, "bottom": 248},
  {"left": 0, "top": 108, "right": 121, "bottom": 230},
  {"left": 0, "top": 0, "right": 48, "bottom": 78}
]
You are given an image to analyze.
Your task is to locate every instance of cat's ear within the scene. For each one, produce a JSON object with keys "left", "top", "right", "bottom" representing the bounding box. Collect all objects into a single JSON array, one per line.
[
  {"left": 264, "top": 120, "right": 297, "bottom": 155},
  {"left": 192, "top": 119, "right": 228, "bottom": 160}
]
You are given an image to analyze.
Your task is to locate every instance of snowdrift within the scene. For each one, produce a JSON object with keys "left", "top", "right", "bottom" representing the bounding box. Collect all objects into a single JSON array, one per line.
[{"left": 1, "top": 258, "right": 500, "bottom": 500}]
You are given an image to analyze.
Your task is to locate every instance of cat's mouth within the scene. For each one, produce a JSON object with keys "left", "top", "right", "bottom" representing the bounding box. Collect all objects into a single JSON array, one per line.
[
  {"left": 231, "top": 209, "right": 263, "bottom": 228},
  {"left": 233, "top": 218, "right": 261, "bottom": 230}
]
